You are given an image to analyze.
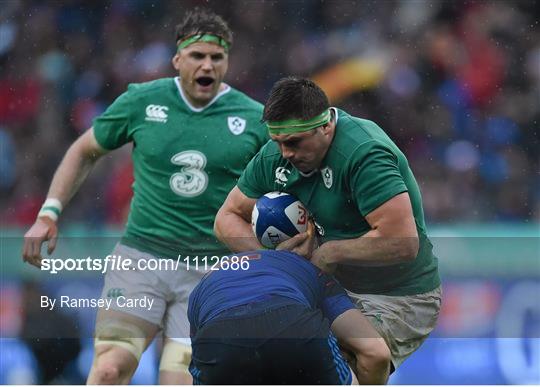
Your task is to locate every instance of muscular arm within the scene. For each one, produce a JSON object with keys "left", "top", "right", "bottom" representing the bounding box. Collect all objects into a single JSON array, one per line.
[
  {"left": 214, "top": 186, "right": 263, "bottom": 252},
  {"left": 215, "top": 187, "right": 316, "bottom": 256},
  {"left": 46, "top": 127, "right": 108, "bottom": 204},
  {"left": 313, "top": 192, "right": 419, "bottom": 268},
  {"left": 331, "top": 309, "right": 390, "bottom": 384},
  {"left": 22, "top": 128, "right": 109, "bottom": 265}
]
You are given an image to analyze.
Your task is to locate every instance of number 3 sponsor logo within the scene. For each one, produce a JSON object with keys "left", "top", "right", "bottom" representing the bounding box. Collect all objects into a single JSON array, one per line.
[{"left": 170, "top": 151, "right": 208, "bottom": 197}]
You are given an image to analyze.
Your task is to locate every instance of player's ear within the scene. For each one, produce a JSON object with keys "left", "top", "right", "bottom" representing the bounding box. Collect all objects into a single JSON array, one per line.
[
  {"left": 321, "top": 121, "right": 334, "bottom": 136},
  {"left": 172, "top": 54, "right": 181, "bottom": 71},
  {"left": 324, "top": 111, "right": 337, "bottom": 135}
]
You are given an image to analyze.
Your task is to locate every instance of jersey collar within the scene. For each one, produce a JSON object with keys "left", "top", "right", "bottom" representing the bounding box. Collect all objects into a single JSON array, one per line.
[
  {"left": 174, "top": 76, "right": 231, "bottom": 112},
  {"left": 331, "top": 107, "right": 339, "bottom": 124}
]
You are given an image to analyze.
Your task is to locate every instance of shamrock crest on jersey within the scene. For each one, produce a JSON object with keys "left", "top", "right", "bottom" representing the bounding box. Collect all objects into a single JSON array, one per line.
[
  {"left": 321, "top": 166, "right": 333, "bottom": 189},
  {"left": 228, "top": 116, "right": 246, "bottom": 135}
]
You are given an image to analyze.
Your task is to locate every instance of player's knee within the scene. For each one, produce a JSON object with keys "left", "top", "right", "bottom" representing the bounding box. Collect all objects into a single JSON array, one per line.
[
  {"left": 88, "top": 320, "right": 146, "bottom": 384},
  {"left": 90, "top": 347, "right": 123, "bottom": 383},
  {"left": 356, "top": 339, "right": 391, "bottom": 383},
  {"left": 90, "top": 344, "right": 139, "bottom": 384},
  {"left": 369, "top": 338, "right": 391, "bottom": 366},
  {"left": 94, "top": 320, "right": 146, "bottom": 361},
  {"left": 91, "top": 361, "right": 122, "bottom": 384}
]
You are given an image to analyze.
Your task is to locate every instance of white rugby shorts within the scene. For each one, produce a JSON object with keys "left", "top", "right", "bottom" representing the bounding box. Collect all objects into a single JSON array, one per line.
[{"left": 100, "top": 243, "right": 207, "bottom": 340}]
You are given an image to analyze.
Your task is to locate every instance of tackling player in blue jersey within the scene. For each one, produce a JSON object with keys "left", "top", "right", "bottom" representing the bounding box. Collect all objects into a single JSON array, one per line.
[{"left": 188, "top": 242, "right": 390, "bottom": 384}]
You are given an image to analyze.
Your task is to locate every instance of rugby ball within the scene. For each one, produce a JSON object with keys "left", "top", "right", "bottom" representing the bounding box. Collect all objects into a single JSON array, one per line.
[{"left": 252, "top": 192, "right": 308, "bottom": 248}]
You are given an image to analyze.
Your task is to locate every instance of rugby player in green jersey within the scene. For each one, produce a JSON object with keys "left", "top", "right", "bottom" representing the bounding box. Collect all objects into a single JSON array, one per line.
[
  {"left": 22, "top": 8, "right": 268, "bottom": 385},
  {"left": 215, "top": 77, "right": 442, "bottom": 382}
]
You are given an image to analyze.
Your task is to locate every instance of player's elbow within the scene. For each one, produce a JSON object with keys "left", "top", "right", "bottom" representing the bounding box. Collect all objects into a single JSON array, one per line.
[
  {"left": 213, "top": 205, "right": 237, "bottom": 243},
  {"left": 396, "top": 236, "right": 419, "bottom": 262},
  {"left": 72, "top": 127, "right": 107, "bottom": 161},
  {"left": 354, "top": 338, "right": 391, "bottom": 384},
  {"left": 213, "top": 208, "right": 226, "bottom": 241}
]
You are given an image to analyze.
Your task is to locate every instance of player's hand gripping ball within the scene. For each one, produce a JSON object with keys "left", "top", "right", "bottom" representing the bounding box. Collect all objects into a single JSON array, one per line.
[{"left": 252, "top": 192, "right": 308, "bottom": 248}]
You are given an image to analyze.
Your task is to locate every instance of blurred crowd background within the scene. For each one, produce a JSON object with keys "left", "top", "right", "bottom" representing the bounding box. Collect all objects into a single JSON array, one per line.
[
  {"left": 1, "top": 0, "right": 538, "bottom": 226},
  {"left": 1, "top": 0, "right": 539, "bottom": 385}
]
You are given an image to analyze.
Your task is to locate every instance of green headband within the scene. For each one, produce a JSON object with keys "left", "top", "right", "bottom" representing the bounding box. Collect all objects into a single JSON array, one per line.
[
  {"left": 267, "top": 109, "right": 331, "bottom": 135},
  {"left": 177, "top": 34, "right": 230, "bottom": 52}
]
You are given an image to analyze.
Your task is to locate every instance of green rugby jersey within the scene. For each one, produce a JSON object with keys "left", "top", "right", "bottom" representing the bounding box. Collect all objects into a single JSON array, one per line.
[
  {"left": 93, "top": 77, "right": 268, "bottom": 259},
  {"left": 238, "top": 108, "right": 440, "bottom": 296}
]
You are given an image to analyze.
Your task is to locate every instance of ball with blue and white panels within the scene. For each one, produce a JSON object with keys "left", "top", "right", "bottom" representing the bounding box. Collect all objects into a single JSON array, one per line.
[{"left": 251, "top": 192, "right": 308, "bottom": 249}]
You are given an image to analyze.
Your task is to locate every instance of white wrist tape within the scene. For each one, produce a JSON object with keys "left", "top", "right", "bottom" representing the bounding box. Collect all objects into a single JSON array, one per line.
[{"left": 38, "top": 198, "right": 63, "bottom": 222}]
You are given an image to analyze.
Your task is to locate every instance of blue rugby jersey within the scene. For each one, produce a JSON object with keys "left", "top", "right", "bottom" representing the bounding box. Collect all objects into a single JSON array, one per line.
[{"left": 188, "top": 250, "right": 355, "bottom": 333}]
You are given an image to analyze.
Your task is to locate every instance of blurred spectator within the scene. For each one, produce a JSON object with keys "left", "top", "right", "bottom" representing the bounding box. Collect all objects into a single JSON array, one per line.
[
  {"left": 1, "top": 0, "right": 538, "bottom": 225},
  {"left": 104, "top": 156, "right": 134, "bottom": 224},
  {"left": 0, "top": 128, "right": 16, "bottom": 196}
]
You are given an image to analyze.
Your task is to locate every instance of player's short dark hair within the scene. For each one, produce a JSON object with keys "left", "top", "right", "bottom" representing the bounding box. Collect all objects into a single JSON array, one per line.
[
  {"left": 175, "top": 7, "right": 233, "bottom": 48},
  {"left": 263, "top": 77, "right": 330, "bottom": 122}
]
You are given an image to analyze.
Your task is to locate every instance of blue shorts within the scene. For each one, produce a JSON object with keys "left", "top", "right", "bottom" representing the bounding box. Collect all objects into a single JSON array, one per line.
[{"left": 190, "top": 301, "right": 352, "bottom": 384}]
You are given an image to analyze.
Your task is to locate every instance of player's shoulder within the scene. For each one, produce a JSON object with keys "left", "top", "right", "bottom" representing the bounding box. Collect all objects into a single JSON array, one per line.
[
  {"left": 222, "top": 85, "right": 264, "bottom": 113},
  {"left": 257, "top": 138, "right": 281, "bottom": 159},
  {"left": 334, "top": 108, "right": 392, "bottom": 157},
  {"left": 336, "top": 109, "right": 382, "bottom": 141},
  {"left": 125, "top": 77, "right": 175, "bottom": 98}
]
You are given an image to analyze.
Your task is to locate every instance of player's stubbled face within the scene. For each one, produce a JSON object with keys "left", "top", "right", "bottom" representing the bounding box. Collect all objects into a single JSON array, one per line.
[
  {"left": 271, "top": 128, "right": 331, "bottom": 173},
  {"left": 173, "top": 42, "right": 228, "bottom": 107}
]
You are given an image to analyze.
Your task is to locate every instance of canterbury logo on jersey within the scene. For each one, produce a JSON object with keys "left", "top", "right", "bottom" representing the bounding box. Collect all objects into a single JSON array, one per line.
[
  {"left": 145, "top": 104, "right": 169, "bottom": 123},
  {"left": 275, "top": 167, "right": 291, "bottom": 186}
]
